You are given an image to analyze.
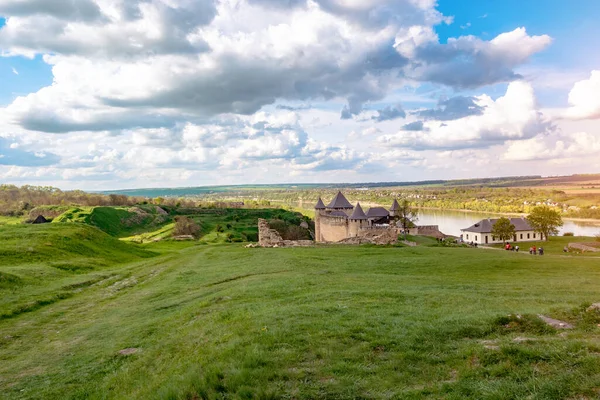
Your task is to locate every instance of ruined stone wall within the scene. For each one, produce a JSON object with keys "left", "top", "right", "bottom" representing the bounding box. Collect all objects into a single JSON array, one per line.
[
  {"left": 257, "top": 219, "right": 314, "bottom": 248},
  {"left": 258, "top": 218, "right": 284, "bottom": 247},
  {"left": 318, "top": 215, "right": 349, "bottom": 242}
]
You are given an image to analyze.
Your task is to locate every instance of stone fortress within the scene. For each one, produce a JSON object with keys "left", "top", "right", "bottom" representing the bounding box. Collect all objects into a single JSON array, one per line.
[{"left": 314, "top": 191, "right": 444, "bottom": 243}]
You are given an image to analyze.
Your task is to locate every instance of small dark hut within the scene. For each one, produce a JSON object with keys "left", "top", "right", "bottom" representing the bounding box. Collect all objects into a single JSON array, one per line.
[{"left": 32, "top": 215, "right": 49, "bottom": 224}]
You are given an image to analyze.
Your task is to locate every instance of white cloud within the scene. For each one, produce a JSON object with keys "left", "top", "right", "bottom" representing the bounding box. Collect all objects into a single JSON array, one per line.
[
  {"left": 407, "top": 28, "right": 552, "bottom": 88},
  {"left": 503, "top": 131, "right": 600, "bottom": 161},
  {"left": 565, "top": 70, "right": 600, "bottom": 120},
  {"left": 378, "top": 81, "right": 553, "bottom": 150}
]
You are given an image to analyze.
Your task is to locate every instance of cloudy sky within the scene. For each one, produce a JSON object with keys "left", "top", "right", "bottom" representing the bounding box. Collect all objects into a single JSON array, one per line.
[{"left": 1, "top": 0, "right": 600, "bottom": 190}]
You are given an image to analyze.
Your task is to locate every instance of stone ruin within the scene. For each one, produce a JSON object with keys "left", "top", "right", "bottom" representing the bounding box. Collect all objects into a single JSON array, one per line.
[
  {"left": 254, "top": 219, "right": 313, "bottom": 248},
  {"left": 336, "top": 228, "right": 400, "bottom": 245},
  {"left": 254, "top": 218, "right": 401, "bottom": 248}
]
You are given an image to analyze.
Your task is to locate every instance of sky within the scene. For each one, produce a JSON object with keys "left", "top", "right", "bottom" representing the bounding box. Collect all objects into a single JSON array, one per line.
[{"left": 1, "top": 0, "right": 600, "bottom": 190}]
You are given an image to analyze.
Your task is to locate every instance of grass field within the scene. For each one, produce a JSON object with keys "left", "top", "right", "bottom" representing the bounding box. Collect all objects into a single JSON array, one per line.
[
  {"left": 490, "top": 236, "right": 600, "bottom": 256},
  {"left": 2, "top": 223, "right": 600, "bottom": 399}
]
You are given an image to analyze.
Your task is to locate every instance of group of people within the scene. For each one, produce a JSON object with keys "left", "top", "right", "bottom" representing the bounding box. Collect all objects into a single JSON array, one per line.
[
  {"left": 529, "top": 245, "right": 544, "bottom": 255},
  {"left": 504, "top": 242, "right": 544, "bottom": 255}
]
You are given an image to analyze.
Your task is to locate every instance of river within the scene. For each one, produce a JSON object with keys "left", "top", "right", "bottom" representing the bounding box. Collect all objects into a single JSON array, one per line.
[{"left": 416, "top": 209, "right": 600, "bottom": 237}]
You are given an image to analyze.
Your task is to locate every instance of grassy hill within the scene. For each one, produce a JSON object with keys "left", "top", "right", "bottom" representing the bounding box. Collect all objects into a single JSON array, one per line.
[
  {"left": 53, "top": 206, "right": 310, "bottom": 243},
  {"left": 0, "top": 223, "right": 157, "bottom": 320},
  {"left": 54, "top": 205, "right": 171, "bottom": 237},
  {"left": 2, "top": 232, "right": 600, "bottom": 398}
]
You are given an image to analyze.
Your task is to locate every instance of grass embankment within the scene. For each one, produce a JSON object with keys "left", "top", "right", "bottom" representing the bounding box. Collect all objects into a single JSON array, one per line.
[
  {"left": 3, "top": 229, "right": 600, "bottom": 398},
  {"left": 0, "top": 223, "right": 156, "bottom": 319},
  {"left": 53, "top": 206, "right": 309, "bottom": 244},
  {"left": 0, "top": 215, "right": 23, "bottom": 225},
  {"left": 54, "top": 205, "right": 170, "bottom": 237}
]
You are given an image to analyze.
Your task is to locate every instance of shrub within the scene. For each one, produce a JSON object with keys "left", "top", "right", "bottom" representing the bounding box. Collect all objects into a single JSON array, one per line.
[
  {"left": 173, "top": 216, "right": 201, "bottom": 238},
  {"left": 563, "top": 232, "right": 574, "bottom": 236}
]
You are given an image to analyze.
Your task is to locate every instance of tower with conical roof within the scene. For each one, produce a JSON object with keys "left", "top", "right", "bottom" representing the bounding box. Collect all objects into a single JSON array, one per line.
[
  {"left": 326, "top": 191, "right": 354, "bottom": 213},
  {"left": 314, "top": 197, "right": 326, "bottom": 242},
  {"left": 348, "top": 202, "right": 368, "bottom": 237},
  {"left": 389, "top": 199, "right": 400, "bottom": 217}
]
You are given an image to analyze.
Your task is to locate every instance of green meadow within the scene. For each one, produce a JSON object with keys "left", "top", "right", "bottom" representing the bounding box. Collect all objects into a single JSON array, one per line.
[{"left": 2, "top": 221, "right": 600, "bottom": 399}]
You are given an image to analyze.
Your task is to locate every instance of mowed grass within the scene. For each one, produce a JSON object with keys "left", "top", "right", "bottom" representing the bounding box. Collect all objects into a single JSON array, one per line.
[
  {"left": 491, "top": 235, "right": 600, "bottom": 256},
  {"left": 3, "top": 236, "right": 600, "bottom": 398}
]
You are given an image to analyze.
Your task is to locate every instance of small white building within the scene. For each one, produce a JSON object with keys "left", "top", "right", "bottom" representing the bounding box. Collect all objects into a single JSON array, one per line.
[{"left": 460, "top": 218, "right": 543, "bottom": 245}]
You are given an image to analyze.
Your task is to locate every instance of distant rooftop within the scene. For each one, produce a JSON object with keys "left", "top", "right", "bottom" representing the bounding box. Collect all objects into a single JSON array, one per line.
[
  {"left": 366, "top": 207, "right": 390, "bottom": 218},
  {"left": 461, "top": 218, "right": 533, "bottom": 233},
  {"left": 390, "top": 199, "right": 400, "bottom": 211}
]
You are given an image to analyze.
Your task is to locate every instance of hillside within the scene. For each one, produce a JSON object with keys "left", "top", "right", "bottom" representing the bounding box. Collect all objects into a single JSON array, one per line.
[
  {"left": 54, "top": 205, "right": 171, "bottom": 237},
  {"left": 53, "top": 206, "right": 311, "bottom": 243},
  {"left": 2, "top": 236, "right": 600, "bottom": 398},
  {"left": 0, "top": 223, "right": 157, "bottom": 319}
]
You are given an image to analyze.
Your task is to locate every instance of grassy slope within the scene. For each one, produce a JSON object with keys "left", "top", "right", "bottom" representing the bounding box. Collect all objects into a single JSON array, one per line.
[
  {"left": 2, "top": 240, "right": 600, "bottom": 399},
  {"left": 54, "top": 206, "right": 308, "bottom": 243},
  {"left": 0, "top": 223, "right": 157, "bottom": 319},
  {"left": 54, "top": 206, "right": 171, "bottom": 238},
  {"left": 0, "top": 215, "right": 23, "bottom": 225}
]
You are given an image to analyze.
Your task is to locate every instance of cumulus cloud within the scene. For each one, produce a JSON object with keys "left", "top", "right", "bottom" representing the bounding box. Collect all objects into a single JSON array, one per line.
[
  {"left": 413, "top": 96, "right": 485, "bottom": 121},
  {"left": 503, "top": 131, "right": 600, "bottom": 161},
  {"left": 401, "top": 120, "right": 427, "bottom": 131},
  {"left": 372, "top": 104, "right": 406, "bottom": 122},
  {"left": 0, "top": 0, "right": 103, "bottom": 22},
  {"left": 403, "top": 27, "right": 552, "bottom": 88},
  {"left": 378, "top": 81, "right": 553, "bottom": 150},
  {"left": 565, "top": 70, "right": 600, "bottom": 120},
  {"left": 0, "top": 137, "right": 60, "bottom": 166}
]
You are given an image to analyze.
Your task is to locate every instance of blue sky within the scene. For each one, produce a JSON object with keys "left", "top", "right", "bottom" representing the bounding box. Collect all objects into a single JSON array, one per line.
[{"left": 0, "top": 0, "right": 599, "bottom": 190}]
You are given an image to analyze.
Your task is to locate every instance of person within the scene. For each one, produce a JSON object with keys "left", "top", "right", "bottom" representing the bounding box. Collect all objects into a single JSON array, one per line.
[
  {"left": 529, "top": 247, "right": 533, "bottom": 255},
  {"left": 532, "top": 245, "right": 537, "bottom": 255},
  {"left": 539, "top": 247, "right": 544, "bottom": 256},
  {"left": 505, "top": 243, "right": 511, "bottom": 251},
  {"left": 515, "top": 245, "right": 519, "bottom": 252}
]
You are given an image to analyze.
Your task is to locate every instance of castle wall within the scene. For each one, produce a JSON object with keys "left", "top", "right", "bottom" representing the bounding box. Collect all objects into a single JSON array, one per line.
[{"left": 318, "top": 215, "right": 349, "bottom": 242}]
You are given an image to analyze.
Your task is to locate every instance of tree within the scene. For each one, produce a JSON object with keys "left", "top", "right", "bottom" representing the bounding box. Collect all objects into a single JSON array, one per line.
[
  {"left": 173, "top": 216, "right": 201, "bottom": 238},
  {"left": 395, "top": 200, "right": 418, "bottom": 238},
  {"left": 526, "top": 206, "right": 563, "bottom": 240},
  {"left": 492, "top": 217, "right": 516, "bottom": 242}
]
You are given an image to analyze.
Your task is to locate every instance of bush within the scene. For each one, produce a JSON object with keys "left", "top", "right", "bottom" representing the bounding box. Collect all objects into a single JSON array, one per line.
[
  {"left": 563, "top": 232, "right": 574, "bottom": 236},
  {"left": 173, "top": 216, "right": 201, "bottom": 238}
]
